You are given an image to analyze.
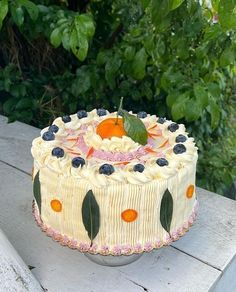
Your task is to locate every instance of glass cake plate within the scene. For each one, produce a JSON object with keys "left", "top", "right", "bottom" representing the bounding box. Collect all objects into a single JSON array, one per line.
[{"left": 84, "top": 252, "right": 143, "bottom": 266}]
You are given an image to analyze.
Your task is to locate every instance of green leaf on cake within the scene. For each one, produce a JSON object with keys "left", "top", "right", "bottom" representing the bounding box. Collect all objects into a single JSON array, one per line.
[
  {"left": 160, "top": 189, "right": 173, "bottom": 234},
  {"left": 121, "top": 110, "right": 148, "bottom": 145},
  {"left": 33, "top": 171, "right": 41, "bottom": 214},
  {"left": 82, "top": 190, "right": 100, "bottom": 245}
]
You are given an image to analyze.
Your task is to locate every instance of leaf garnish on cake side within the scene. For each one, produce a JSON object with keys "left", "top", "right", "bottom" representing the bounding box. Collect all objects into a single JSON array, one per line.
[
  {"left": 82, "top": 190, "right": 100, "bottom": 246},
  {"left": 160, "top": 189, "right": 173, "bottom": 234},
  {"left": 33, "top": 171, "right": 41, "bottom": 214},
  {"left": 121, "top": 110, "right": 148, "bottom": 145}
]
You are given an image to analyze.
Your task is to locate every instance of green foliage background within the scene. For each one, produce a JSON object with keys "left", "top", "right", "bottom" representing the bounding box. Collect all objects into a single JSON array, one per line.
[{"left": 0, "top": 0, "right": 235, "bottom": 196}]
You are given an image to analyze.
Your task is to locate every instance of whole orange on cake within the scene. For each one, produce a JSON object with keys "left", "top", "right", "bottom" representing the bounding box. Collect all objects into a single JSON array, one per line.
[
  {"left": 31, "top": 103, "right": 198, "bottom": 256},
  {"left": 96, "top": 118, "right": 127, "bottom": 139}
]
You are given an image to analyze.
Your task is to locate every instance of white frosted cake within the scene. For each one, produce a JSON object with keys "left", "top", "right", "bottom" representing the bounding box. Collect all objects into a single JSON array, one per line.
[{"left": 31, "top": 108, "right": 198, "bottom": 255}]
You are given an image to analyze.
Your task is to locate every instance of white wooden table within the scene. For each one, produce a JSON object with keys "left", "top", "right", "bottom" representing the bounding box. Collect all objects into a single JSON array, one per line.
[{"left": 0, "top": 115, "right": 235, "bottom": 292}]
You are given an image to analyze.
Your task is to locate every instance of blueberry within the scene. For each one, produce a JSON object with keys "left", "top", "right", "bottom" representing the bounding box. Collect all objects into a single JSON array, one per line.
[
  {"left": 173, "top": 144, "right": 186, "bottom": 154},
  {"left": 99, "top": 164, "right": 115, "bottom": 175},
  {"left": 72, "top": 157, "right": 85, "bottom": 168},
  {"left": 52, "top": 147, "right": 64, "bottom": 158},
  {"left": 97, "top": 108, "right": 107, "bottom": 116},
  {"left": 42, "top": 131, "right": 55, "bottom": 141},
  {"left": 175, "top": 134, "right": 187, "bottom": 143},
  {"left": 137, "top": 111, "right": 147, "bottom": 119},
  {"left": 62, "top": 115, "right": 71, "bottom": 123},
  {"left": 168, "top": 123, "right": 179, "bottom": 132},
  {"left": 157, "top": 117, "right": 166, "bottom": 124},
  {"left": 49, "top": 124, "right": 59, "bottom": 133},
  {"left": 156, "top": 158, "right": 169, "bottom": 167},
  {"left": 133, "top": 164, "right": 145, "bottom": 173},
  {"left": 77, "top": 110, "right": 87, "bottom": 119}
]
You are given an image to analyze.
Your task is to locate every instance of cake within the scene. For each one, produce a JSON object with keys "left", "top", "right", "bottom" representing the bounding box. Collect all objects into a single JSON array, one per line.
[{"left": 31, "top": 107, "right": 198, "bottom": 255}]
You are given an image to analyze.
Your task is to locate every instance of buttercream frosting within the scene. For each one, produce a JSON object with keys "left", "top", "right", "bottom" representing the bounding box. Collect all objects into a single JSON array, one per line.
[{"left": 31, "top": 110, "right": 198, "bottom": 187}]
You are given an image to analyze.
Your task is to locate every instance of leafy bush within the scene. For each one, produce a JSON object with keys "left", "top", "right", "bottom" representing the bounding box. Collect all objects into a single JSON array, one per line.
[{"left": 0, "top": 0, "right": 235, "bottom": 196}]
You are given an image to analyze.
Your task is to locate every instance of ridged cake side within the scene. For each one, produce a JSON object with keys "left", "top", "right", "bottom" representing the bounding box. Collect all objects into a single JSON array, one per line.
[{"left": 33, "top": 155, "right": 197, "bottom": 254}]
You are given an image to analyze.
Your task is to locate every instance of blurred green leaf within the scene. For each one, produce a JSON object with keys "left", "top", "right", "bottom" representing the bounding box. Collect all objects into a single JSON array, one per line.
[
  {"left": 71, "top": 74, "right": 91, "bottom": 96},
  {"left": 212, "top": 0, "right": 220, "bottom": 11},
  {"left": 124, "top": 46, "right": 136, "bottom": 61},
  {"left": 19, "top": 0, "right": 38, "bottom": 21},
  {"left": 170, "top": 0, "right": 185, "bottom": 10},
  {"left": 184, "top": 99, "right": 202, "bottom": 122},
  {"left": 61, "top": 28, "right": 70, "bottom": 50},
  {"left": 208, "top": 99, "right": 221, "bottom": 129},
  {"left": 74, "top": 14, "right": 95, "bottom": 39},
  {"left": 50, "top": 28, "right": 62, "bottom": 48},
  {"left": 220, "top": 46, "right": 235, "bottom": 67},
  {"left": 218, "top": 0, "right": 236, "bottom": 31},
  {"left": 171, "top": 99, "right": 185, "bottom": 120},
  {"left": 0, "top": 0, "right": 8, "bottom": 30},
  {"left": 70, "top": 28, "right": 88, "bottom": 61},
  {"left": 204, "top": 24, "right": 222, "bottom": 42},
  {"left": 3, "top": 98, "right": 16, "bottom": 114},
  {"left": 10, "top": 5, "right": 24, "bottom": 26},
  {"left": 105, "top": 55, "right": 121, "bottom": 88},
  {"left": 151, "top": 0, "right": 170, "bottom": 28},
  {"left": 193, "top": 84, "right": 208, "bottom": 108},
  {"left": 207, "top": 83, "right": 221, "bottom": 98},
  {"left": 141, "top": 0, "right": 151, "bottom": 9},
  {"left": 132, "top": 48, "right": 147, "bottom": 80},
  {"left": 166, "top": 91, "right": 179, "bottom": 107},
  {"left": 15, "top": 98, "right": 32, "bottom": 110},
  {"left": 171, "top": 92, "right": 190, "bottom": 120}
]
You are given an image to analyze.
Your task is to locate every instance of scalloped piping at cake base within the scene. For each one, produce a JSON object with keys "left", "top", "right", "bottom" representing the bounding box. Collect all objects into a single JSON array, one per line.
[{"left": 32, "top": 200, "right": 199, "bottom": 256}]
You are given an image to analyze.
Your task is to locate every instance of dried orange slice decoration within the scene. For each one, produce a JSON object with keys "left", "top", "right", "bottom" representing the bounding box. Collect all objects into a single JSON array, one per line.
[
  {"left": 186, "top": 185, "right": 195, "bottom": 199},
  {"left": 96, "top": 118, "right": 127, "bottom": 139},
  {"left": 121, "top": 209, "right": 138, "bottom": 222},
  {"left": 51, "top": 199, "right": 62, "bottom": 212}
]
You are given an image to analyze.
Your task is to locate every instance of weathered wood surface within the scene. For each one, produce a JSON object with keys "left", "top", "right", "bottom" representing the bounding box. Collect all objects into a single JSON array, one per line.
[
  {"left": 0, "top": 229, "right": 43, "bottom": 292},
  {"left": 0, "top": 115, "right": 236, "bottom": 292}
]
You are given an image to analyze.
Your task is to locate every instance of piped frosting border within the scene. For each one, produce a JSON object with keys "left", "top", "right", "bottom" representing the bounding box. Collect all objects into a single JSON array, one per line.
[{"left": 31, "top": 110, "right": 198, "bottom": 187}]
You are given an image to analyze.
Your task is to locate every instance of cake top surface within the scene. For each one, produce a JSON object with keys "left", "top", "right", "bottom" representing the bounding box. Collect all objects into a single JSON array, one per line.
[{"left": 31, "top": 109, "right": 198, "bottom": 187}]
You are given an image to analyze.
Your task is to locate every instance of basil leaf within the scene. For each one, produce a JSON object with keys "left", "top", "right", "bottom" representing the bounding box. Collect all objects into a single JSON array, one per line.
[
  {"left": 122, "top": 110, "right": 148, "bottom": 145},
  {"left": 82, "top": 190, "right": 100, "bottom": 245},
  {"left": 33, "top": 171, "right": 41, "bottom": 214},
  {"left": 160, "top": 189, "right": 173, "bottom": 234}
]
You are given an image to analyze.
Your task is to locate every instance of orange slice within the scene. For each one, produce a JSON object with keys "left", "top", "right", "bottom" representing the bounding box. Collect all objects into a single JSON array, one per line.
[
  {"left": 186, "top": 185, "right": 195, "bottom": 199},
  {"left": 51, "top": 199, "right": 62, "bottom": 212},
  {"left": 121, "top": 209, "right": 138, "bottom": 222}
]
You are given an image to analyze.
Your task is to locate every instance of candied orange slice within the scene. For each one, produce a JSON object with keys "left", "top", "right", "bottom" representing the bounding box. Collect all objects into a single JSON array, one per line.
[
  {"left": 96, "top": 118, "right": 127, "bottom": 139},
  {"left": 145, "top": 147, "right": 157, "bottom": 154},
  {"left": 121, "top": 209, "right": 138, "bottom": 222},
  {"left": 114, "top": 161, "right": 130, "bottom": 166},
  {"left": 51, "top": 199, "right": 62, "bottom": 212},
  {"left": 158, "top": 139, "right": 168, "bottom": 148},
  {"left": 148, "top": 132, "right": 162, "bottom": 138},
  {"left": 86, "top": 147, "right": 94, "bottom": 158},
  {"left": 186, "top": 185, "right": 195, "bottom": 199}
]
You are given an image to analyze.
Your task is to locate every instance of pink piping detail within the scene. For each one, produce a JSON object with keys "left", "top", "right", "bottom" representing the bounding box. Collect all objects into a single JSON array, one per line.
[
  {"left": 75, "top": 133, "right": 159, "bottom": 162},
  {"left": 32, "top": 200, "right": 199, "bottom": 256}
]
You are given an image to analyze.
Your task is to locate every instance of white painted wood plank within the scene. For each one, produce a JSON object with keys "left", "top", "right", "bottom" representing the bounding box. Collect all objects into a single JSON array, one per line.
[
  {"left": 0, "top": 162, "right": 221, "bottom": 292},
  {"left": 0, "top": 229, "right": 43, "bottom": 292},
  {"left": 0, "top": 115, "right": 40, "bottom": 174},
  {"left": 210, "top": 255, "right": 236, "bottom": 292},
  {"left": 171, "top": 188, "right": 236, "bottom": 271},
  {"left": 119, "top": 248, "right": 220, "bottom": 292}
]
